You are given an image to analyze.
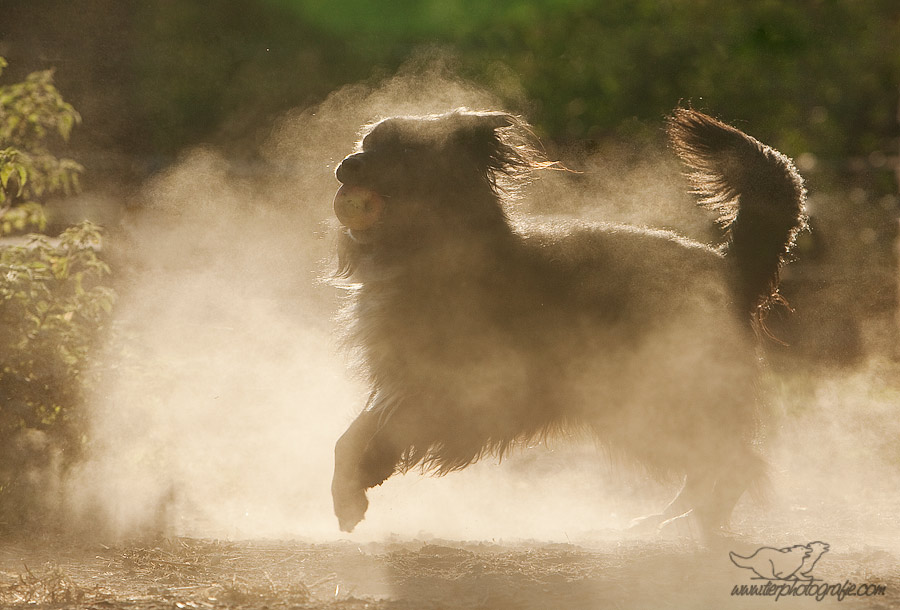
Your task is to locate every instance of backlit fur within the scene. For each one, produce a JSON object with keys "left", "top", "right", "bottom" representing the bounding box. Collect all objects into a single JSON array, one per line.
[{"left": 329, "top": 108, "right": 807, "bottom": 535}]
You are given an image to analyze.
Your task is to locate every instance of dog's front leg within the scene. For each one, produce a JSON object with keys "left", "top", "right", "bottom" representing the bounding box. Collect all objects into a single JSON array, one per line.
[{"left": 332, "top": 403, "right": 404, "bottom": 532}]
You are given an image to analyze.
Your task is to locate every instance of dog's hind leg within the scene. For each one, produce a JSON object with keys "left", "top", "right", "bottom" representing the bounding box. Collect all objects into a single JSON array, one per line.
[
  {"left": 636, "top": 450, "right": 764, "bottom": 539},
  {"left": 629, "top": 474, "right": 712, "bottom": 536},
  {"left": 332, "top": 396, "right": 409, "bottom": 532},
  {"left": 696, "top": 449, "right": 767, "bottom": 533}
]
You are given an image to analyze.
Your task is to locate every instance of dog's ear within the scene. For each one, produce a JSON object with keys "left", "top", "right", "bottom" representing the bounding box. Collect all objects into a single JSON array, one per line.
[
  {"left": 446, "top": 109, "right": 550, "bottom": 193},
  {"left": 449, "top": 110, "right": 515, "bottom": 145},
  {"left": 461, "top": 111, "right": 515, "bottom": 131},
  {"left": 447, "top": 110, "right": 520, "bottom": 172}
]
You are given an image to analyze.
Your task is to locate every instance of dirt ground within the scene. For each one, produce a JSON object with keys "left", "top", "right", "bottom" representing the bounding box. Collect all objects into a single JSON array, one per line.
[
  {"left": 0, "top": 533, "right": 897, "bottom": 610},
  {"left": 2, "top": 363, "right": 899, "bottom": 609}
]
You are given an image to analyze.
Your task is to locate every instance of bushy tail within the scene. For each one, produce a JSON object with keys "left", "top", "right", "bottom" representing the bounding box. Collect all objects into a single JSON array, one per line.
[
  {"left": 729, "top": 551, "right": 752, "bottom": 569},
  {"left": 667, "top": 109, "right": 807, "bottom": 329}
]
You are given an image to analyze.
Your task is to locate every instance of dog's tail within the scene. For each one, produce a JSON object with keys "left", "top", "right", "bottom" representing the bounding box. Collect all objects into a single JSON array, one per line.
[
  {"left": 728, "top": 551, "right": 754, "bottom": 570},
  {"left": 667, "top": 109, "right": 807, "bottom": 328}
]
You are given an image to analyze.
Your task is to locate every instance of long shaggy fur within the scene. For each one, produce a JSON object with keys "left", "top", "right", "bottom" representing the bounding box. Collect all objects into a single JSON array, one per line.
[
  {"left": 329, "top": 108, "right": 807, "bottom": 535},
  {"left": 667, "top": 109, "right": 808, "bottom": 325}
]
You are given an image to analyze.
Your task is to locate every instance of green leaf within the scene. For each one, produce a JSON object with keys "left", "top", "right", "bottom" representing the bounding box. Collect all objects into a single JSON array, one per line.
[
  {"left": 58, "top": 113, "right": 74, "bottom": 141},
  {"left": 0, "top": 164, "right": 12, "bottom": 189},
  {"left": 16, "top": 165, "right": 27, "bottom": 195}
]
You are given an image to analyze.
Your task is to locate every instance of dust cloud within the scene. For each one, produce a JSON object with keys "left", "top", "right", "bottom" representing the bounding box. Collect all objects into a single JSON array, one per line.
[
  {"left": 62, "top": 64, "right": 646, "bottom": 542},
  {"left": 61, "top": 62, "right": 900, "bottom": 550}
]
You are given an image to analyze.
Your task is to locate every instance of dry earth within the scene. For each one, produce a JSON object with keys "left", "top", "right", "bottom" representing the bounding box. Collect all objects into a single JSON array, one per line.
[{"left": 1, "top": 533, "right": 897, "bottom": 610}]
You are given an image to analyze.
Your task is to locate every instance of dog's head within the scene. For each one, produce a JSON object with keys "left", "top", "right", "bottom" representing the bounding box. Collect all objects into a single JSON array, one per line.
[{"left": 332, "top": 109, "right": 545, "bottom": 252}]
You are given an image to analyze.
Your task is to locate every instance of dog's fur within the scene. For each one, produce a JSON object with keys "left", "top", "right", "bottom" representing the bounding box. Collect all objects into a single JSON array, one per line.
[{"left": 329, "top": 108, "right": 807, "bottom": 535}]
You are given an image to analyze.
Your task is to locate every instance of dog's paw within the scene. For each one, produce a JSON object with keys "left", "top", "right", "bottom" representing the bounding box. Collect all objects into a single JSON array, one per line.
[
  {"left": 628, "top": 512, "right": 667, "bottom": 532},
  {"left": 629, "top": 509, "right": 695, "bottom": 537},
  {"left": 333, "top": 484, "right": 369, "bottom": 533},
  {"left": 657, "top": 509, "right": 695, "bottom": 535}
]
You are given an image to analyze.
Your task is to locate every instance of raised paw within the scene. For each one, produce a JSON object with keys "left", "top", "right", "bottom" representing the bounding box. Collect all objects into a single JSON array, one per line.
[{"left": 332, "top": 482, "right": 369, "bottom": 533}]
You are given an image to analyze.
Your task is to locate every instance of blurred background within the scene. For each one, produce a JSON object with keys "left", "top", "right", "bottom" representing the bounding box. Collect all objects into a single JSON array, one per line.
[
  {"left": 0, "top": 1, "right": 899, "bottom": 542},
  {"left": 1, "top": 1, "right": 897, "bottom": 185},
  {"left": 3, "top": 0, "right": 899, "bottom": 354}
]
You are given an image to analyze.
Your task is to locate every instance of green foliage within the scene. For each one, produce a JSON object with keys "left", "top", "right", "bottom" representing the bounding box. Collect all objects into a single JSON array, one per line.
[
  {"left": 462, "top": 1, "right": 899, "bottom": 161},
  {"left": 105, "top": 0, "right": 898, "bottom": 187},
  {"left": 14, "top": 2, "right": 895, "bottom": 186},
  {"left": 0, "top": 59, "right": 114, "bottom": 534},
  {"left": 0, "top": 57, "right": 83, "bottom": 232},
  {"left": 130, "top": 1, "right": 366, "bottom": 154},
  {"left": 0, "top": 223, "right": 113, "bottom": 429},
  {"left": 265, "top": 0, "right": 899, "bottom": 169}
]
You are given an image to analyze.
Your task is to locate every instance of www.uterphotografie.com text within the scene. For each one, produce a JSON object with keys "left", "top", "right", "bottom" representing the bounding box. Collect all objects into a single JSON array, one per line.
[{"left": 731, "top": 580, "right": 887, "bottom": 602}]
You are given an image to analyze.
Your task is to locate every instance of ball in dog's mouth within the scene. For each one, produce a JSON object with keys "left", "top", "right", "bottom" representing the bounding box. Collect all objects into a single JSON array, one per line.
[{"left": 333, "top": 185, "right": 385, "bottom": 231}]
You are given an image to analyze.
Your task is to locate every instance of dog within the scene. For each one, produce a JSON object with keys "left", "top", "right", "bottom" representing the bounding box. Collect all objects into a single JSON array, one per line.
[
  {"left": 729, "top": 545, "right": 811, "bottom": 580},
  {"left": 729, "top": 541, "right": 829, "bottom": 580},
  {"left": 328, "top": 107, "right": 807, "bottom": 536}
]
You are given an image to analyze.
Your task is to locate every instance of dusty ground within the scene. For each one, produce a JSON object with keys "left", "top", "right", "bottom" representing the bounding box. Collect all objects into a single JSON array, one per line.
[
  {"left": 0, "top": 533, "right": 897, "bottom": 610},
  {"left": 2, "top": 363, "right": 899, "bottom": 609}
]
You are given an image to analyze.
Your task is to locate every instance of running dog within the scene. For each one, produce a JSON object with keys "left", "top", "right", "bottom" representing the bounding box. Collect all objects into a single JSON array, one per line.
[{"left": 328, "top": 108, "right": 807, "bottom": 536}]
